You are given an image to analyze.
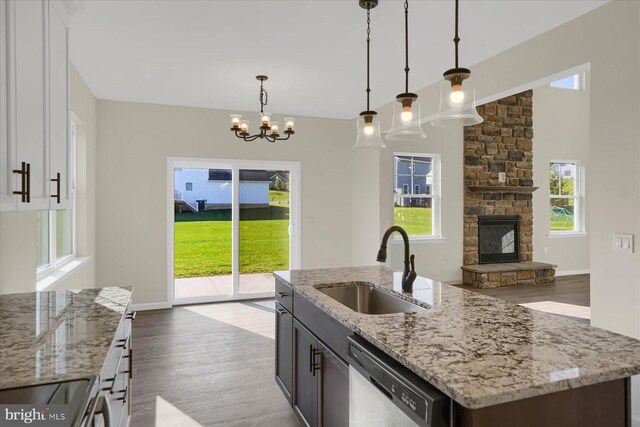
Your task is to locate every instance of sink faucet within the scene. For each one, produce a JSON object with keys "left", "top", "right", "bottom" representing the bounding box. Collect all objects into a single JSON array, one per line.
[{"left": 376, "top": 226, "right": 417, "bottom": 292}]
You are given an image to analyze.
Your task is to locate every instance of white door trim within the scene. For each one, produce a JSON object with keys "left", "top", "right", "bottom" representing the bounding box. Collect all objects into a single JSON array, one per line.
[{"left": 166, "top": 157, "right": 301, "bottom": 307}]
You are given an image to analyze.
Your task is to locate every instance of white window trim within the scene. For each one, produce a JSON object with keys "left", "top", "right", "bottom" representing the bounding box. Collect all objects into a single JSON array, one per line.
[
  {"left": 393, "top": 152, "right": 442, "bottom": 240},
  {"left": 549, "top": 159, "right": 584, "bottom": 235},
  {"left": 37, "top": 122, "right": 78, "bottom": 284}
]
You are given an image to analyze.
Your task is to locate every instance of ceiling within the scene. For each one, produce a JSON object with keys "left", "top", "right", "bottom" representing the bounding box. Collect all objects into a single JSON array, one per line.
[{"left": 69, "top": 0, "right": 606, "bottom": 119}]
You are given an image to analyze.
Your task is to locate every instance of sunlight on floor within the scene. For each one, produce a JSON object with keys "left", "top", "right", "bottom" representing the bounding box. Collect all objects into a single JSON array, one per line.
[
  {"left": 156, "top": 395, "right": 203, "bottom": 427},
  {"left": 184, "top": 300, "right": 276, "bottom": 339},
  {"left": 520, "top": 301, "right": 591, "bottom": 320}
]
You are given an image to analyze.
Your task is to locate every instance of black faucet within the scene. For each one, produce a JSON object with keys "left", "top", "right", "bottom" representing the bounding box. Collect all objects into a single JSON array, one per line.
[{"left": 376, "top": 226, "right": 417, "bottom": 292}]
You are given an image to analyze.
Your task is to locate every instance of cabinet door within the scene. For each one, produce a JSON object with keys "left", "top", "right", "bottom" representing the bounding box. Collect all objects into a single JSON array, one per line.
[
  {"left": 293, "top": 319, "right": 319, "bottom": 427},
  {"left": 14, "top": 0, "right": 48, "bottom": 210},
  {"left": 0, "top": 0, "right": 16, "bottom": 211},
  {"left": 275, "top": 303, "right": 293, "bottom": 404},
  {"left": 318, "top": 342, "right": 349, "bottom": 427},
  {"left": 48, "top": 1, "right": 70, "bottom": 209}
]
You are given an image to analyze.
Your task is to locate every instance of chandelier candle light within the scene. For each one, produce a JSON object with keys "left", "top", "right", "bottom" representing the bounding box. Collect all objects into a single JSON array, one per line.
[
  {"left": 230, "top": 75, "right": 295, "bottom": 142},
  {"left": 432, "top": 0, "right": 483, "bottom": 127},
  {"left": 353, "top": 0, "right": 385, "bottom": 149},
  {"left": 385, "top": 0, "right": 426, "bottom": 141}
]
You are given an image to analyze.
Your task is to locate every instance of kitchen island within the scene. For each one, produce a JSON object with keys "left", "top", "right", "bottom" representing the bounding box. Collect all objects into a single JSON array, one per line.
[
  {"left": 274, "top": 266, "right": 640, "bottom": 426},
  {"left": 0, "top": 287, "right": 134, "bottom": 426}
]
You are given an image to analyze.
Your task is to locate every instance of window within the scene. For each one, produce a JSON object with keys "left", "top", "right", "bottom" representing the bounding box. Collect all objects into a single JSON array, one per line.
[
  {"left": 549, "top": 161, "right": 582, "bottom": 233},
  {"left": 393, "top": 154, "right": 440, "bottom": 238},
  {"left": 185, "top": 182, "right": 193, "bottom": 191},
  {"left": 550, "top": 74, "right": 582, "bottom": 90},
  {"left": 36, "top": 122, "right": 77, "bottom": 277}
]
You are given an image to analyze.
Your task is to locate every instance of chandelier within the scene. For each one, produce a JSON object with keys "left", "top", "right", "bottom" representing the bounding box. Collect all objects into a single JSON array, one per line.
[{"left": 230, "top": 75, "right": 296, "bottom": 142}]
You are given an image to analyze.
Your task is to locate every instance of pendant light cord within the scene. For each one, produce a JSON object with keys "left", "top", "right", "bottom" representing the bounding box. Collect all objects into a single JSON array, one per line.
[
  {"left": 366, "top": 7, "right": 371, "bottom": 111},
  {"left": 404, "top": 0, "right": 409, "bottom": 93},
  {"left": 453, "top": 0, "right": 460, "bottom": 68}
]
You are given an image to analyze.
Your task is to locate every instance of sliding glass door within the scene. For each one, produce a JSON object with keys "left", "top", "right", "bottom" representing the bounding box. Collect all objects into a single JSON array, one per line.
[{"left": 170, "top": 159, "right": 299, "bottom": 305}]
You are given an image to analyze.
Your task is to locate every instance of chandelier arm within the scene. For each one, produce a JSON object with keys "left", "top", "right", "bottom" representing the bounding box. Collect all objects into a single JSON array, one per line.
[
  {"left": 244, "top": 134, "right": 262, "bottom": 142},
  {"left": 274, "top": 133, "right": 291, "bottom": 141}
]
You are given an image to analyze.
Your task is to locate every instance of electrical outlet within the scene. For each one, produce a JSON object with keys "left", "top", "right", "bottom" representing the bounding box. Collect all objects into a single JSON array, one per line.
[
  {"left": 543, "top": 247, "right": 548, "bottom": 254},
  {"left": 498, "top": 172, "right": 506, "bottom": 183}
]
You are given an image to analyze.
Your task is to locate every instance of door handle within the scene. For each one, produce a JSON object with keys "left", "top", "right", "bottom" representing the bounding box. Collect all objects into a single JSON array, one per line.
[
  {"left": 12, "top": 162, "right": 30, "bottom": 203},
  {"left": 50, "top": 172, "right": 61, "bottom": 204}
]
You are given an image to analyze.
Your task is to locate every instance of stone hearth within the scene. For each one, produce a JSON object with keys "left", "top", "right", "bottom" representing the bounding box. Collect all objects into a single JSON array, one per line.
[{"left": 462, "top": 262, "right": 556, "bottom": 288}]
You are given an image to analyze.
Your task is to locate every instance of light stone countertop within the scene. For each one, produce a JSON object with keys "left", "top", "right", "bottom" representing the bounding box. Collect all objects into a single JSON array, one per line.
[
  {"left": 0, "top": 286, "right": 133, "bottom": 389},
  {"left": 274, "top": 266, "right": 640, "bottom": 409}
]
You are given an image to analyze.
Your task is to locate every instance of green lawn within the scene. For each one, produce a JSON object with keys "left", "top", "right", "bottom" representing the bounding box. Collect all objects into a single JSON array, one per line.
[
  {"left": 394, "top": 207, "right": 433, "bottom": 236},
  {"left": 550, "top": 218, "right": 574, "bottom": 231},
  {"left": 174, "top": 205, "right": 289, "bottom": 278},
  {"left": 269, "top": 190, "right": 290, "bottom": 206}
]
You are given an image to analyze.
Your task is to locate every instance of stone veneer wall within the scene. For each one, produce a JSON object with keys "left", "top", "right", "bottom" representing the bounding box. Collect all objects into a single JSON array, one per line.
[{"left": 463, "top": 90, "right": 534, "bottom": 266}]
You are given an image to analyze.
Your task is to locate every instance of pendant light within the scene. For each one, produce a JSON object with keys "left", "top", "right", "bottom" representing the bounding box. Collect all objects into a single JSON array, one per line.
[
  {"left": 384, "top": 0, "right": 426, "bottom": 141},
  {"left": 354, "top": 0, "right": 385, "bottom": 149},
  {"left": 431, "top": 0, "right": 483, "bottom": 127}
]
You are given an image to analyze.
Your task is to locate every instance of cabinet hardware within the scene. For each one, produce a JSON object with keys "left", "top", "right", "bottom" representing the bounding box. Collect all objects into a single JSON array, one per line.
[
  {"left": 114, "top": 386, "right": 129, "bottom": 403},
  {"left": 12, "top": 162, "right": 30, "bottom": 203},
  {"left": 126, "top": 311, "right": 137, "bottom": 320},
  {"left": 50, "top": 172, "right": 60, "bottom": 203},
  {"left": 276, "top": 292, "right": 288, "bottom": 298},
  {"left": 100, "top": 376, "right": 116, "bottom": 392},
  {"left": 276, "top": 307, "right": 287, "bottom": 316},
  {"left": 309, "top": 344, "right": 313, "bottom": 373},
  {"left": 115, "top": 337, "right": 128, "bottom": 349},
  {"left": 311, "top": 347, "right": 321, "bottom": 377}
]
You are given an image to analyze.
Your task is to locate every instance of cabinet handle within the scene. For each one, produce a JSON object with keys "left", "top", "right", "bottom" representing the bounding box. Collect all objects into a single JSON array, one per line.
[
  {"left": 12, "top": 162, "right": 30, "bottom": 203},
  {"left": 50, "top": 172, "right": 60, "bottom": 204},
  {"left": 126, "top": 311, "right": 137, "bottom": 320},
  {"left": 311, "top": 347, "right": 321, "bottom": 377},
  {"left": 276, "top": 307, "right": 287, "bottom": 316},
  {"left": 309, "top": 344, "right": 313, "bottom": 373},
  {"left": 114, "top": 386, "right": 129, "bottom": 403},
  {"left": 100, "top": 376, "right": 116, "bottom": 392},
  {"left": 276, "top": 292, "right": 288, "bottom": 298},
  {"left": 115, "top": 337, "right": 129, "bottom": 349}
]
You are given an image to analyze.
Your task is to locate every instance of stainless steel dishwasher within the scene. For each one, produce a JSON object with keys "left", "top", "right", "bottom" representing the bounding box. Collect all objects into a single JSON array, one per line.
[{"left": 348, "top": 335, "right": 450, "bottom": 427}]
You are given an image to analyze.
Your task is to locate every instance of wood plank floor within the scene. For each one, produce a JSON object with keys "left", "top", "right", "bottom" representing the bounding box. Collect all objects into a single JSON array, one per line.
[
  {"left": 452, "top": 274, "right": 590, "bottom": 322},
  {"left": 131, "top": 299, "right": 301, "bottom": 427}
]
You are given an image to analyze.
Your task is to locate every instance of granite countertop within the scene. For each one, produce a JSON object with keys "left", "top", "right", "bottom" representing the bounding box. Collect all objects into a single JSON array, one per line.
[
  {"left": 274, "top": 266, "right": 640, "bottom": 409},
  {"left": 0, "top": 287, "right": 133, "bottom": 389}
]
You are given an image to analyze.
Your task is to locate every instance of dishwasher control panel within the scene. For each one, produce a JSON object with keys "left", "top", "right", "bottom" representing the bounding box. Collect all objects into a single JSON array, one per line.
[{"left": 348, "top": 336, "right": 450, "bottom": 427}]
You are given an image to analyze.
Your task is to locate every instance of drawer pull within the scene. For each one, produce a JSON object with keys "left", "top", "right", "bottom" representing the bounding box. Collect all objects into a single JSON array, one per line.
[
  {"left": 276, "top": 307, "right": 287, "bottom": 316},
  {"left": 115, "top": 338, "right": 128, "bottom": 349},
  {"left": 100, "top": 376, "right": 116, "bottom": 392},
  {"left": 114, "top": 386, "right": 129, "bottom": 403},
  {"left": 276, "top": 292, "right": 288, "bottom": 298},
  {"left": 126, "top": 311, "right": 137, "bottom": 320}
]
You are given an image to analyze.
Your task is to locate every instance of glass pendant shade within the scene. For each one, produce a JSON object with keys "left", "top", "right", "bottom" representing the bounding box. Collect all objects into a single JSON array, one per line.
[
  {"left": 431, "top": 77, "right": 483, "bottom": 127},
  {"left": 385, "top": 96, "right": 426, "bottom": 141},
  {"left": 258, "top": 112, "right": 271, "bottom": 128},
  {"left": 354, "top": 113, "right": 385, "bottom": 149}
]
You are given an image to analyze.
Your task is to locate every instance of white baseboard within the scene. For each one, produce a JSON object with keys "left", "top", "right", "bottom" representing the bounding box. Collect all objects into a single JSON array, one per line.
[
  {"left": 555, "top": 269, "right": 590, "bottom": 277},
  {"left": 131, "top": 301, "right": 172, "bottom": 311}
]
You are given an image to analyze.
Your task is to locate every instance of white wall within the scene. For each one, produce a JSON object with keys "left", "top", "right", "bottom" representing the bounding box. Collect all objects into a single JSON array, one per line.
[
  {"left": 95, "top": 100, "right": 354, "bottom": 306},
  {"left": 532, "top": 77, "right": 590, "bottom": 274},
  {"left": 353, "top": 2, "right": 639, "bottom": 420},
  {"left": 0, "top": 65, "right": 97, "bottom": 293}
]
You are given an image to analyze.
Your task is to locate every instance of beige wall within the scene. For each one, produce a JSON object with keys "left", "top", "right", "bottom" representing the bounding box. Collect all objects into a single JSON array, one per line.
[
  {"left": 353, "top": 2, "right": 639, "bottom": 420},
  {"left": 532, "top": 77, "right": 590, "bottom": 273},
  {"left": 0, "top": 65, "right": 97, "bottom": 293},
  {"left": 95, "top": 100, "right": 354, "bottom": 306}
]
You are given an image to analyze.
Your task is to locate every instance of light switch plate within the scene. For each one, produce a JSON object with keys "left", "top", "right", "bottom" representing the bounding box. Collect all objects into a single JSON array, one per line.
[
  {"left": 498, "top": 172, "right": 506, "bottom": 183},
  {"left": 613, "top": 233, "right": 634, "bottom": 253}
]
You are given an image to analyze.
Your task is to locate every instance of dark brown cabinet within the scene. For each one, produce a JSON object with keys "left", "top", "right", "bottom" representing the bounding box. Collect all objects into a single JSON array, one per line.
[
  {"left": 275, "top": 302, "right": 293, "bottom": 404},
  {"left": 291, "top": 319, "right": 349, "bottom": 427}
]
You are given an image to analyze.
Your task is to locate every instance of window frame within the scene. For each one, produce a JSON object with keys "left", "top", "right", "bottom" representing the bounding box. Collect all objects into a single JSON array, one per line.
[
  {"left": 392, "top": 152, "right": 441, "bottom": 240},
  {"left": 549, "top": 160, "right": 583, "bottom": 235},
  {"left": 37, "top": 122, "right": 77, "bottom": 280}
]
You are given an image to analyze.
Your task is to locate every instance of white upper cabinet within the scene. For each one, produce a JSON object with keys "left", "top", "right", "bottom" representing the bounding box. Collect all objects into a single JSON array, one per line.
[
  {"left": 48, "top": 1, "right": 71, "bottom": 209},
  {"left": 0, "top": 0, "right": 71, "bottom": 212}
]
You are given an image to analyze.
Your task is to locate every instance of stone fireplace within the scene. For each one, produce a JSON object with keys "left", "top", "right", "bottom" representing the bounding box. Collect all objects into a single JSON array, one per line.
[{"left": 461, "top": 90, "right": 555, "bottom": 288}]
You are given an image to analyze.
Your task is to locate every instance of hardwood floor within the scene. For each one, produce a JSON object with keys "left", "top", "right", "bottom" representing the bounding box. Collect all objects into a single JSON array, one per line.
[
  {"left": 452, "top": 274, "right": 590, "bottom": 323},
  {"left": 131, "top": 299, "right": 301, "bottom": 427}
]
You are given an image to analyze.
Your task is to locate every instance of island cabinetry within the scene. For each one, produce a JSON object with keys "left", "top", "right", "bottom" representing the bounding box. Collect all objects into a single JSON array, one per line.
[{"left": 275, "top": 301, "right": 293, "bottom": 404}]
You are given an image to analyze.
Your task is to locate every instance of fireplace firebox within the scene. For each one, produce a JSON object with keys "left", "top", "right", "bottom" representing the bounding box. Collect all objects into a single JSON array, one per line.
[{"left": 478, "top": 216, "right": 520, "bottom": 264}]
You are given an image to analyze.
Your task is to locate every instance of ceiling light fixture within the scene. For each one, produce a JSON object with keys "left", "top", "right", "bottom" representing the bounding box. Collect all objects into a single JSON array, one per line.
[
  {"left": 230, "top": 75, "right": 295, "bottom": 142},
  {"left": 385, "top": 0, "right": 426, "bottom": 141},
  {"left": 353, "top": 0, "right": 385, "bottom": 149},
  {"left": 432, "top": 0, "right": 483, "bottom": 127}
]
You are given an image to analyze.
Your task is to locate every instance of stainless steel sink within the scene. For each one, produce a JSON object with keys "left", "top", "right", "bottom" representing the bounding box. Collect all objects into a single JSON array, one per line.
[{"left": 316, "top": 284, "right": 426, "bottom": 314}]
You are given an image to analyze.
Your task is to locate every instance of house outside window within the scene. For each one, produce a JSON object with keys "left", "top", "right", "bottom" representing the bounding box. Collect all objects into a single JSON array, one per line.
[
  {"left": 185, "top": 182, "right": 193, "bottom": 191},
  {"left": 550, "top": 73, "right": 583, "bottom": 90},
  {"left": 393, "top": 153, "right": 440, "bottom": 238},
  {"left": 37, "top": 122, "right": 77, "bottom": 278},
  {"left": 549, "top": 161, "right": 583, "bottom": 233}
]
